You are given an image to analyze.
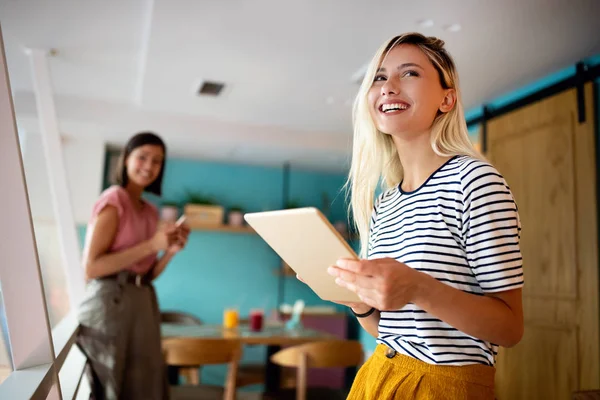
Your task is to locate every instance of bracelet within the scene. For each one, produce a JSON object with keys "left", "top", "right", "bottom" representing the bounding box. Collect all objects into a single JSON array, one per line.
[{"left": 351, "top": 307, "right": 376, "bottom": 318}]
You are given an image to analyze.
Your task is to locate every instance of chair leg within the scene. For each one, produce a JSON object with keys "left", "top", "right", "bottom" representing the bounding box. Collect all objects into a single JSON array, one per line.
[
  {"left": 179, "top": 368, "right": 199, "bottom": 385},
  {"left": 225, "top": 357, "right": 240, "bottom": 400},
  {"left": 296, "top": 353, "right": 307, "bottom": 400}
]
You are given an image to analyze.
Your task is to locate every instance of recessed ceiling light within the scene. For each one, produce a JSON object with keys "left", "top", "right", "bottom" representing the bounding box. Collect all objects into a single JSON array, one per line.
[
  {"left": 326, "top": 96, "right": 335, "bottom": 105},
  {"left": 445, "top": 23, "right": 462, "bottom": 32},
  {"left": 418, "top": 19, "right": 434, "bottom": 28}
]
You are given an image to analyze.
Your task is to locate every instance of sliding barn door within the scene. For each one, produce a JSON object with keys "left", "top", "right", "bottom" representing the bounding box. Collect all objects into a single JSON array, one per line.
[{"left": 487, "top": 84, "right": 599, "bottom": 400}]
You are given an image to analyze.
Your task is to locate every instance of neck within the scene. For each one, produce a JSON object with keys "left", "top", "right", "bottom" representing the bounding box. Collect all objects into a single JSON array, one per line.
[
  {"left": 392, "top": 130, "right": 451, "bottom": 192},
  {"left": 124, "top": 182, "right": 144, "bottom": 202}
]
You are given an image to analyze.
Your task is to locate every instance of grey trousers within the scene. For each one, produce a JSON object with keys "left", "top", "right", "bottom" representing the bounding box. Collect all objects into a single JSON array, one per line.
[{"left": 76, "top": 273, "right": 169, "bottom": 400}]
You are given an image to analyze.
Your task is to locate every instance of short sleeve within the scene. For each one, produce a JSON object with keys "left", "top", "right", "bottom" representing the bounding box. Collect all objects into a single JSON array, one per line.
[
  {"left": 461, "top": 162, "right": 524, "bottom": 293},
  {"left": 91, "top": 187, "right": 124, "bottom": 221},
  {"left": 367, "top": 192, "right": 385, "bottom": 259}
]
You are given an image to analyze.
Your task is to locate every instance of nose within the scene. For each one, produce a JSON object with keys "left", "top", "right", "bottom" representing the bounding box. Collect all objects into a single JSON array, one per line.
[
  {"left": 381, "top": 78, "right": 399, "bottom": 97},
  {"left": 142, "top": 159, "right": 153, "bottom": 171}
]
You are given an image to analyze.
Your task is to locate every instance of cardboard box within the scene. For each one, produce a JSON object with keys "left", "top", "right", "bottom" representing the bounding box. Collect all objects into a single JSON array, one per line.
[{"left": 184, "top": 204, "right": 224, "bottom": 227}]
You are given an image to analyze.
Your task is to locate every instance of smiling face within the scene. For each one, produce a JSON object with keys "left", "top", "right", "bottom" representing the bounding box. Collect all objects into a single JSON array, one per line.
[
  {"left": 367, "top": 44, "right": 456, "bottom": 138},
  {"left": 125, "top": 144, "right": 164, "bottom": 189}
]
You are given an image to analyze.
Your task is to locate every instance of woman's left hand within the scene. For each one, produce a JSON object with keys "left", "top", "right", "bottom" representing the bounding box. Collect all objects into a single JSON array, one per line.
[
  {"left": 166, "top": 223, "right": 191, "bottom": 255},
  {"left": 328, "top": 258, "right": 428, "bottom": 311}
]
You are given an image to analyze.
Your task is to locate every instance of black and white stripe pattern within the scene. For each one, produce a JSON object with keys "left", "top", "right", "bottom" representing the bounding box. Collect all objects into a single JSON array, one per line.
[{"left": 370, "top": 155, "right": 523, "bottom": 366}]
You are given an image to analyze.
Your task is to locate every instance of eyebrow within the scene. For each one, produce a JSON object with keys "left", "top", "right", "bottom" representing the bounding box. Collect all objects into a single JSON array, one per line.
[{"left": 377, "top": 63, "right": 425, "bottom": 72}]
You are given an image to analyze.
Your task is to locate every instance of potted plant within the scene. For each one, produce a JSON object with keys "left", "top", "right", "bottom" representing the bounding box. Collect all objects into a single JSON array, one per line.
[
  {"left": 186, "top": 192, "right": 218, "bottom": 206},
  {"left": 227, "top": 205, "right": 244, "bottom": 227},
  {"left": 284, "top": 199, "right": 302, "bottom": 209},
  {"left": 160, "top": 201, "right": 179, "bottom": 222}
]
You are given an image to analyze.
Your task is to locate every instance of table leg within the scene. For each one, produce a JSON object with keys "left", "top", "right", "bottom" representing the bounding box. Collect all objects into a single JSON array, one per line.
[
  {"left": 167, "top": 365, "right": 180, "bottom": 385},
  {"left": 264, "top": 345, "right": 282, "bottom": 393}
]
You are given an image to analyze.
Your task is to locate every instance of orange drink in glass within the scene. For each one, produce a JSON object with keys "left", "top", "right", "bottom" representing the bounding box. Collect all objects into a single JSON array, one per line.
[{"left": 223, "top": 308, "right": 239, "bottom": 329}]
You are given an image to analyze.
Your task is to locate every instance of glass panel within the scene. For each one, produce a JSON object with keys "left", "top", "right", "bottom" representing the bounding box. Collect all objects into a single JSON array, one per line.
[
  {"left": 18, "top": 133, "right": 71, "bottom": 328},
  {"left": 0, "top": 283, "right": 12, "bottom": 384}
]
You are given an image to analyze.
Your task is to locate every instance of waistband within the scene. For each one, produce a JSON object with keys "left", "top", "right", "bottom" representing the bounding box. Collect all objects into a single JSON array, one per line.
[
  {"left": 100, "top": 271, "right": 152, "bottom": 287},
  {"left": 374, "top": 344, "right": 495, "bottom": 386}
]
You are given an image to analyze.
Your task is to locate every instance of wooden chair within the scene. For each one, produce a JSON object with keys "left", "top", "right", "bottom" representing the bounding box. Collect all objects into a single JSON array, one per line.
[
  {"left": 235, "top": 364, "right": 265, "bottom": 387},
  {"left": 161, "top": 310, "right": 203, "bottom": 325},
  {"left": 268, "top": 340, "right": 363, "bottom": 400},
  {"left": 161, "top": 311, "right": 204, "bottom": 385},
  {"left": 232, "top": 317, "right": 265, "bottom": 388},
  {"left": 163, "top": 337, "right": 241, "bottom": 400}
]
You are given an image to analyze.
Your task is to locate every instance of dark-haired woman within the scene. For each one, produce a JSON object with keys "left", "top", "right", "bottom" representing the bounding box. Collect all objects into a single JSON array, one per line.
[{"left": 77, "top": 132, "right": 189, "bottom": 400}]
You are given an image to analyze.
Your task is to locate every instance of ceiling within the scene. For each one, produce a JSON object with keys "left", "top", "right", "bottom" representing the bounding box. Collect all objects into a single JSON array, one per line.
[{"left": 2, "top": 0, "right": 599, "bottom": 171}]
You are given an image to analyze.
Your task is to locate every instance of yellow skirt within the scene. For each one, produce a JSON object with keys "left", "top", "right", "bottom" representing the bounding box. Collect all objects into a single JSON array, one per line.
[{"left": 347, "top": 344, "right": 495, "bottom": 400}]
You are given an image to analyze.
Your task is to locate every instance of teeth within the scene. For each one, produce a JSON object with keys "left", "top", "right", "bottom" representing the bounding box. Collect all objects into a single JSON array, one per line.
[{"left": 381, "top": 103, "right": 409, "bottom": 112}]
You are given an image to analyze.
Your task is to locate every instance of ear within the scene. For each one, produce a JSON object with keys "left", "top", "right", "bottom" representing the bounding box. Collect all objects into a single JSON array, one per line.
[{"left": 439, "top": 89, "right": 456, "bottom": 113}]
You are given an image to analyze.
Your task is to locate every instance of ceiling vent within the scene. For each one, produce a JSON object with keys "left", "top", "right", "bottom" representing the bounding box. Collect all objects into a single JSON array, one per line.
[{"left": 197, "top": 80, "right": 225, "bottom": 96}]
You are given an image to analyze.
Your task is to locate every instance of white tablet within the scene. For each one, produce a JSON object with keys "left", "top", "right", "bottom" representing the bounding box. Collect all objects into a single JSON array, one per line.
[{"left": 244, "top": 207, "right": 361, "bottom": 303}]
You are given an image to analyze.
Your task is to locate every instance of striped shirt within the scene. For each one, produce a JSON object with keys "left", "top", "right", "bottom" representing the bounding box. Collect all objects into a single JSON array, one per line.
[{"left": 370, "top": 155, "right": 524, "bottom": 366}]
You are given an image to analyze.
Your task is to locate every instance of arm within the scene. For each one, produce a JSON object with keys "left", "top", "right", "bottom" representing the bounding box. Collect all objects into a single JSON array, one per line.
[
  {"left": 414, "top": 276, "right": 523, "bottom": 347},
  {"left": 351, "top": 304, "right": 381, "bottom": 339},
  {"left": 296, "top": 272, "right": 382, "bottom": 338},
  {"left": 83, "top": 206, "right": 168, "bottom": 280},
  {"left": 329, "top": 258, "right": 524, "bottom": 348},
  {"left": 149, "top": 223, "right": 190, "bottom": 280},
  {"left": 149, "top": 252, "right": 175, "bottom": 280}
]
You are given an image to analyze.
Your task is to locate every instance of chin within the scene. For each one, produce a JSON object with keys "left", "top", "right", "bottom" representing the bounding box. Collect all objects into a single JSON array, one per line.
[
  {"left": 130, "top": 177, "right": 154, "bottom": 188},
  {"left": 378, "top": 123, "right": 413, "bottom": 136}
]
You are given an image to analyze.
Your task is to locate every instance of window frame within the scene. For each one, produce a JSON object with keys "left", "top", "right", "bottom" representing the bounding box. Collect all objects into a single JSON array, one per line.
[{"left": 0, "top": 23, "right": 89, "bottom": 399}]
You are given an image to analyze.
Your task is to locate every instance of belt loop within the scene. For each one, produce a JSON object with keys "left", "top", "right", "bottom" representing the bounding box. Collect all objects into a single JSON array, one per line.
[{"left": 116, "top": 271, "right": 129, "bottom": 287}]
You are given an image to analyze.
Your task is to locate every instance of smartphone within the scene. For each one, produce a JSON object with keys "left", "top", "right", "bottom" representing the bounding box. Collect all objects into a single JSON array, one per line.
[{"left": 175, "top": 215, "right": 187, "bottom": 227}]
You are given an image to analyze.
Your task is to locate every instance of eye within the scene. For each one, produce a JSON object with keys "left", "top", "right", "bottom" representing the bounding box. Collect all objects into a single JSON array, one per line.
[
  {"left": 402, "top": 70, "right": 420, "bottom": 78},
  {"left": 373, "top": 74, "right": 387, "bottom": 82}
]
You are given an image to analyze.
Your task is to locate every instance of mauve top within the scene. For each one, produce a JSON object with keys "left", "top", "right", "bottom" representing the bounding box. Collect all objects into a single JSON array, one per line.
[{"left": 86, "top": 186, "right": 159, "bottom": 275}]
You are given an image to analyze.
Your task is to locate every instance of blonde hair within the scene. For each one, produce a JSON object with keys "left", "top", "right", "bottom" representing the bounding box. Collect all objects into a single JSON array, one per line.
[{"left": 347, "top": 32, "right": 482, "bottom": 258}]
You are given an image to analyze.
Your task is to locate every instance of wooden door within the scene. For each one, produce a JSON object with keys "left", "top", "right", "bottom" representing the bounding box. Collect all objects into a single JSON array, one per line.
[{"left": 487, "top": 83, "right": 599, "bottom": 399}]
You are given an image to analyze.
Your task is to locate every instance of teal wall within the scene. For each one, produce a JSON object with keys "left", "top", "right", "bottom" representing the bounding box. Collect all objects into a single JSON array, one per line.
[{"left": 153, "top": 158, "right": 352, "bottom": 318}]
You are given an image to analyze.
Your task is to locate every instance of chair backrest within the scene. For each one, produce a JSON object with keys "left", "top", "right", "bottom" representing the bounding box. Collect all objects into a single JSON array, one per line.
[
  {"left": 270, "top": 340, "right": 363, "bottom": 368},
  {"left": 270, "top": 340, "right": 363, "bottom": 400},
  {"left": 163, "top": 338, "right": 241, "bottom": 400},
  {"left": 163, "top": 338, "right": 241, "bottom": 367},
  {"left": 161, "top": 311, "right": 203, "bottom": 325}
]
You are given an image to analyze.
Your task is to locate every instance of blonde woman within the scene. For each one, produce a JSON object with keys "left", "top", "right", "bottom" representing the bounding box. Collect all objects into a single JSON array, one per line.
[{"left": 327, "top": 33, "right": 524, "bottom": 398}]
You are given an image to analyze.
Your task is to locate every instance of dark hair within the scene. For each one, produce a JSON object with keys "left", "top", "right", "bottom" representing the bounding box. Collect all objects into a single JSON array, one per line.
[{"left": 115, "top": 132, "right": 166, "bottom": 196}]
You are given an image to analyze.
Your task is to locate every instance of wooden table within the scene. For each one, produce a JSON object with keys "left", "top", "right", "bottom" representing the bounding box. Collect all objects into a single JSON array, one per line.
[
  {"left": 162, "top": 322, "right": 335, "bottom": 344},
  {"left": 161, "top": 323, "right": 336, "bottom": 392}
]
